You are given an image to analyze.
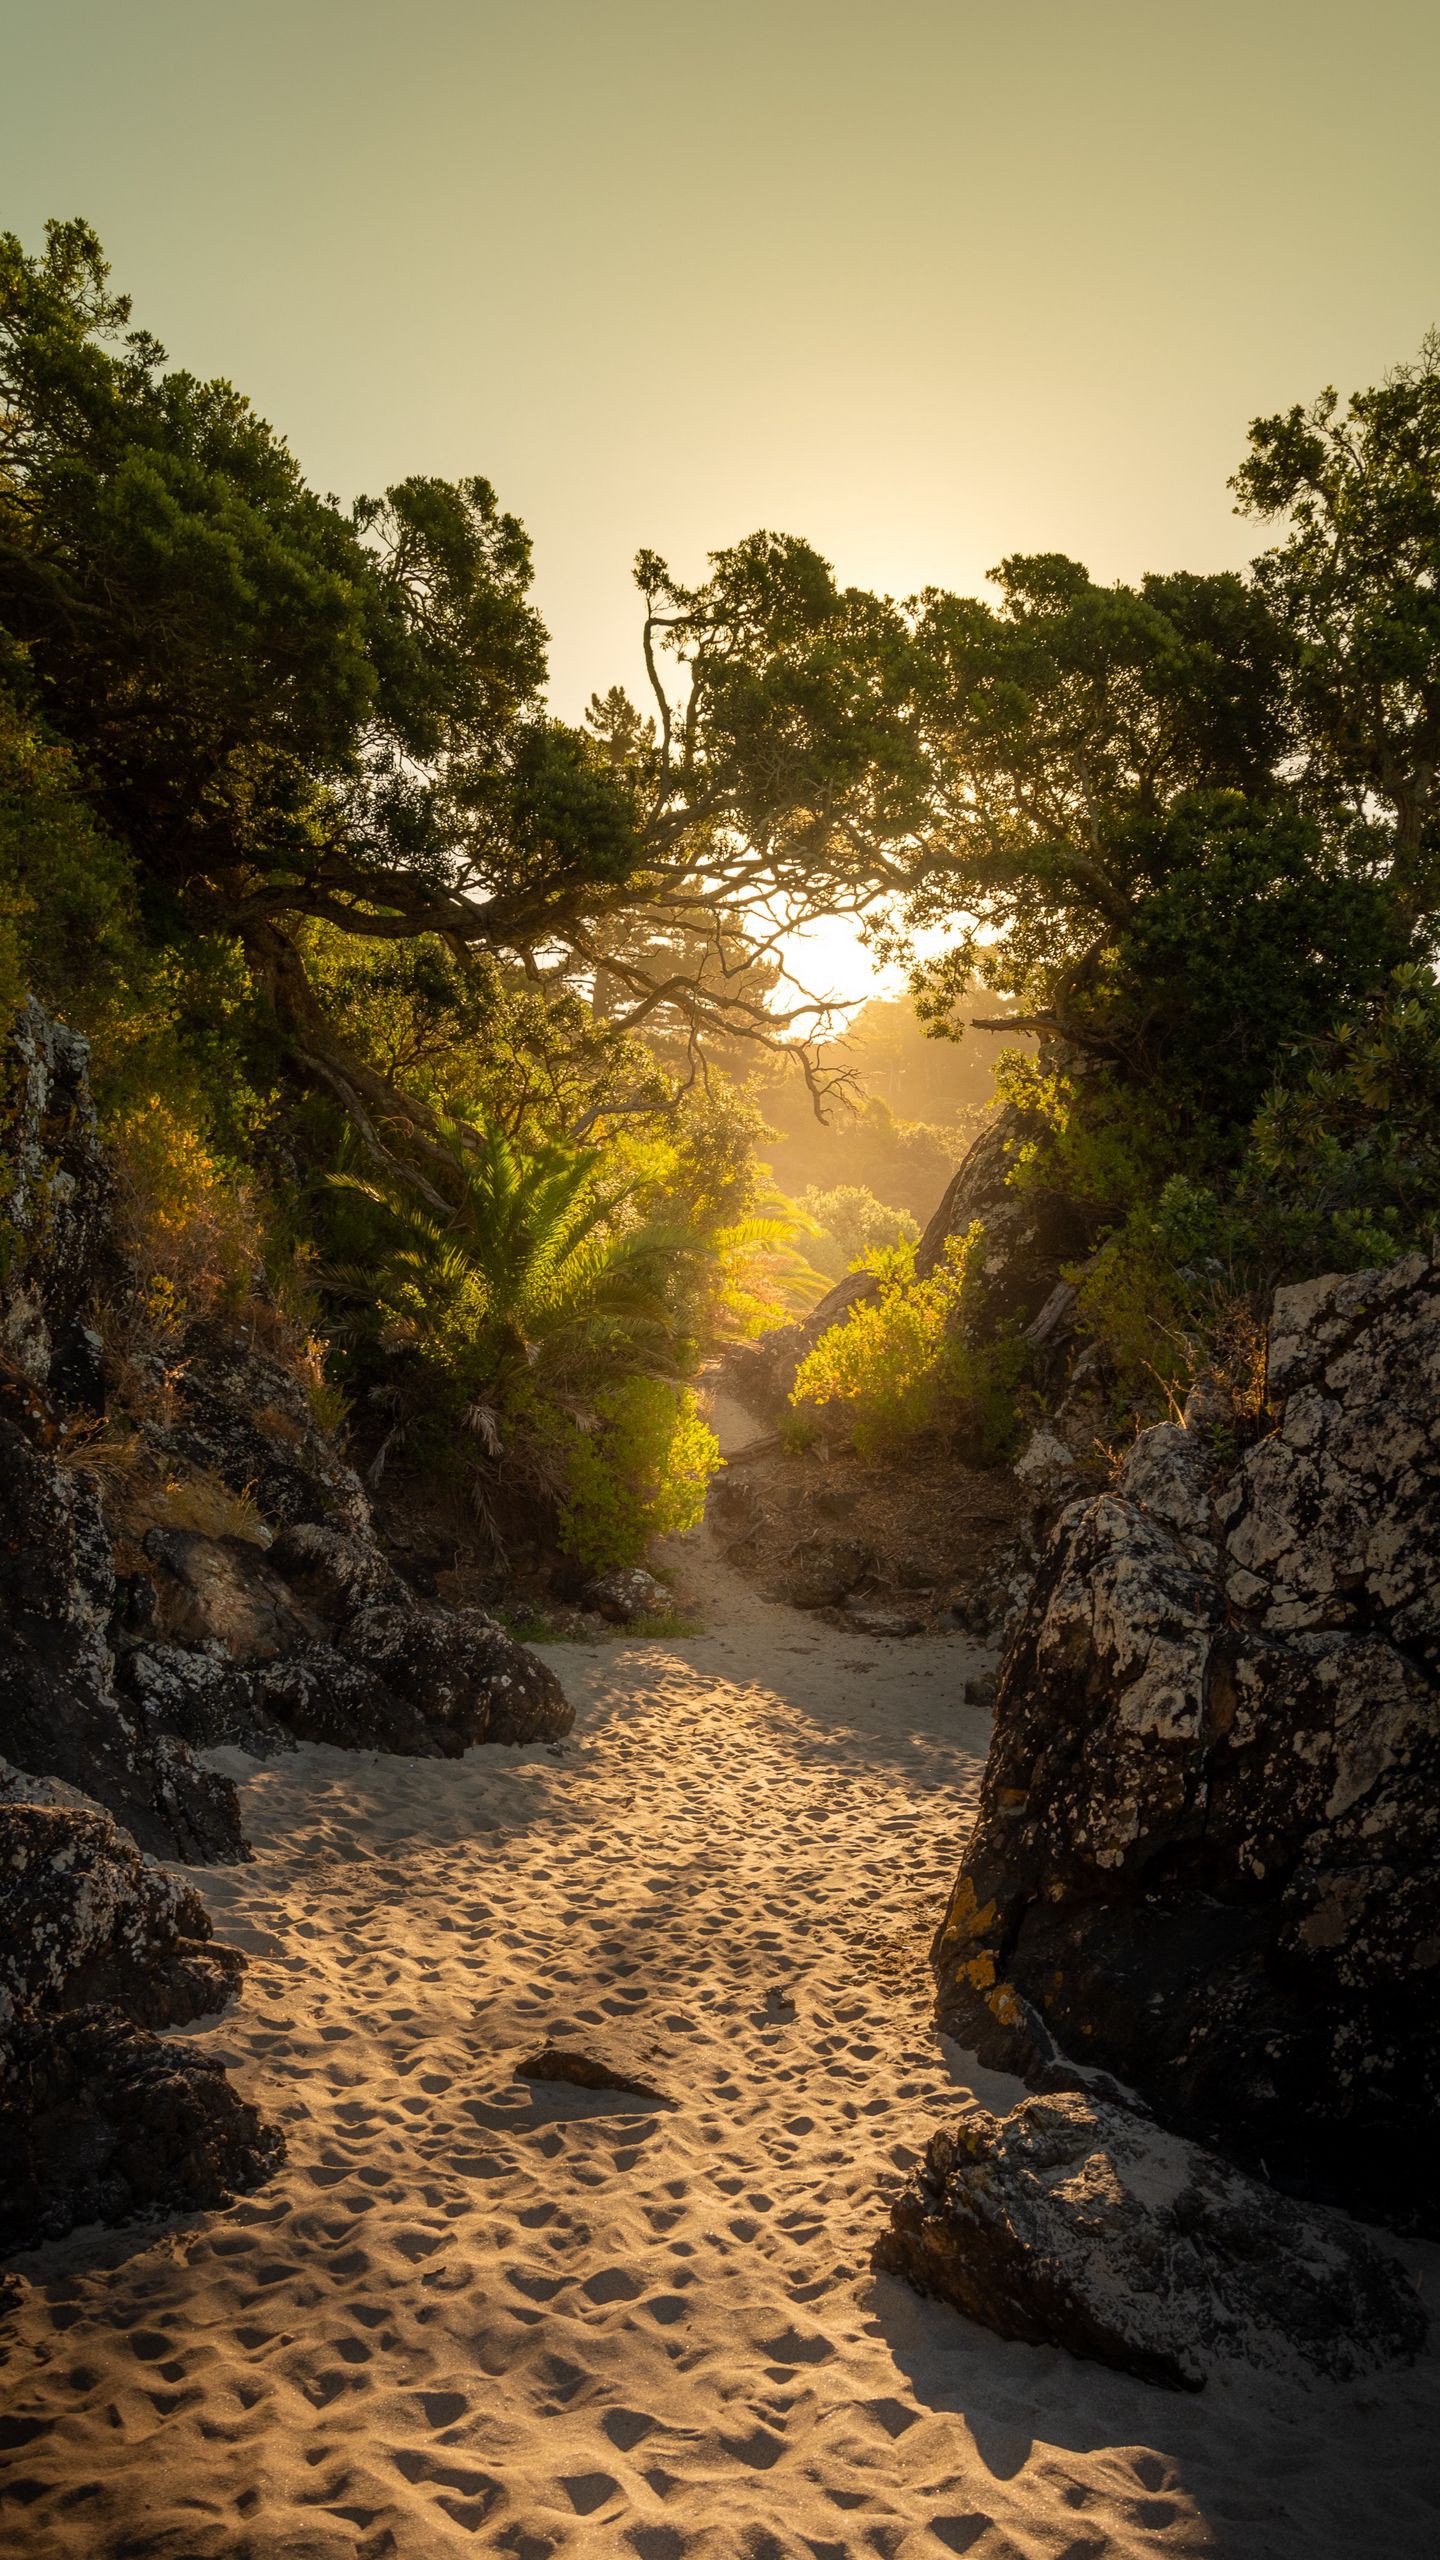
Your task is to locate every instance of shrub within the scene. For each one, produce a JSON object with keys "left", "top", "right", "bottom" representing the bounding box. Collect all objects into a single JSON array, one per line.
[
  {"left": 107, "top": 1095, "right": 265, "bottom": 1321},
  {"left": 0, "top": 683, "right": 142, "bottom": 1028},
  {"left": 552, "top": 1378, "right": 719, "bottom": 1575},
  {"left": 1238, "top": 964, "right": 1440, "bottom": 1275},
  {"left": 789, "top": 1228, "right": 1025, "bottom": 1462}
]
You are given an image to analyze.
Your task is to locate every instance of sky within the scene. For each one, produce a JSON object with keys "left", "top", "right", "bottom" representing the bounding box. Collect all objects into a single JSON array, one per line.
[{"left": 5, "top": 0, "right": 1439, "bottom": 1000}]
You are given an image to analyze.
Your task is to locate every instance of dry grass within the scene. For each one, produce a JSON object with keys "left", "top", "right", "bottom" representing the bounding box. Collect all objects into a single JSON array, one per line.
[{"left": 145, "top": 1466, "right": 269, "bottom": 1545}]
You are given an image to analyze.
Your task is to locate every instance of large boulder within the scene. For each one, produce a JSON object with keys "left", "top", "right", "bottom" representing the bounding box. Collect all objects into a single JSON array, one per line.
[
  {"left": 877, "top": 2091, "right": 1427, "bottom": 2390},
  {"left": 0, "top": 1769, "right": 282, "bottom": 2253},
  {"left": 127, "top": 1518, "right": 573, "bottom": 1755},
  {"left": 932, "top": 1250, "right": 1440, "bottom": 2229},
  {"left": 913, "top": 1104, "right": 1086, "bottom": 1319}
]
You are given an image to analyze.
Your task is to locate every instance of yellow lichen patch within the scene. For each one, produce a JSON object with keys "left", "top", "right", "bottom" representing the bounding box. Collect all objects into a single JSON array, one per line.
[
  {"left": 987, "top": 1982, "right": 1031, "bottom": 2031},
  {"left": 934, "top": 1873, "right": 998, "bottom": 1957}
]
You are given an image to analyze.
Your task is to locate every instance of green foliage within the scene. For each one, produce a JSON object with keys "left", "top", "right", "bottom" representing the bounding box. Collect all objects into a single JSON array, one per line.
[
  {"left": 798, "top": 1183, "right": 919, "bottom": 1279},
  {"left": 0, "top": 680, "right": 141, "bottom": 1024},
  {"left": 0, "top": 217, "right": 641, "bottom": 1029},
  {"left": 5, "top": 230, "right": 1439, "bottom": 1552},
  {"left": 904, "top": 554, "right": 1291, "bottom": 1035},
  {"left": 328, "top": 1114, "right": 692, "bottom": 1404},
  {"left": 324, "top": 1111, "right": 721, "bottom": 1566},
  {"left": 1069, "top": 793, "right": 1409, "bottom": 1128},
  {"left": 1241, "top": 965, "right": 1440, "bottom": 1270},
  {"left": 1011, "top": 967, "right": 1440, "bottom": 1423},
  {"left": 551, "top": 1377, "right": 718, "bottom": 1576},
  {"left": 1235, "top": 333, "right": 1440, "bottom": 922},
  {"left": 789, "top": 1230, "right": 1025, "bottom": 1463}
]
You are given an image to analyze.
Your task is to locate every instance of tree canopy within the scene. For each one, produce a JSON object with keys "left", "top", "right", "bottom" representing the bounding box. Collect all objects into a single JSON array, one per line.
[{"left": 4, "top": 215, "right": 1437, "bottom": 1163}]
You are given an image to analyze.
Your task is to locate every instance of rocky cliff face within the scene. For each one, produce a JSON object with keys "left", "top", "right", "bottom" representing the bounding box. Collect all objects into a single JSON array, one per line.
[
  {"left": 0, "top": 1000, "right": 572, "bottom": 1872},
  {"left": 931, "top": 1248, "right": 1440, "bottom": 2232},
  {"left": 0, "top": 996, "right": 572, "bottom": 2259}
]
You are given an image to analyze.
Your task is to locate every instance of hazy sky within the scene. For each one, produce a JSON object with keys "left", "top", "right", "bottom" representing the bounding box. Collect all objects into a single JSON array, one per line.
[{"left": 5, "top": 0, "right": 1438, "bottom": 731}]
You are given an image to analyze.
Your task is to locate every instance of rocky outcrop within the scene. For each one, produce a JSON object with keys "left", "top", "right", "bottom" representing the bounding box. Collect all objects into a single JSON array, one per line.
[
  {"left": 0, "top": 1766, "right": 281, "bottom": 2252},
  {"left": 129, "top": 1520, "right": 571, "bottom": 1755},
  {"left": 913, "top": 1105, "right": 1085, "bottom": 1318},
  {"left": 0, "top": 1001, "right": 572, "bottom": 1858},
  {"left": 150, "top": 1318, "right": 372, "bottom": 1536},
  {"left": 0, "top": 1415, "right": 247, "bottom": 1861},
  {"left": 877, "top": 2091, "right": 1426, "bottom": 2389},
  {"left": 0, "top": 996, "right": 112, "bottom": 1409},
  {"left": 933, "top": 1250, "right": 1440, "bottom": 2230}
]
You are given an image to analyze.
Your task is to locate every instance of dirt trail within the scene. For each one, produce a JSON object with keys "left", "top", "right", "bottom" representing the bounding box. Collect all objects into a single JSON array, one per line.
[{"left": 1, "top": 1503, "right": 1437, "bottom": 2559}]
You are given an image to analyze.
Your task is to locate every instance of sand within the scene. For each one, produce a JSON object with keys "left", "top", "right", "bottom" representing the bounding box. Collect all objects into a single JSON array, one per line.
[{"left": 2, "top": 1473, "right": 1438, "bottom": 2557}]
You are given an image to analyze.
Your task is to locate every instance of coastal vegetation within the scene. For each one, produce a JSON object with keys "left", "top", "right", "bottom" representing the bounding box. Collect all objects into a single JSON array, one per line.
[{"left": 3, "top": 216, "right": 1438, "bottom": 1571}]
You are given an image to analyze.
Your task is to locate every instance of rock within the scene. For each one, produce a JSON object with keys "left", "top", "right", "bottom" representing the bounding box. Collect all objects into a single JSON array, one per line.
[
  {"left": 268, "top": 1518, "right": 409, "bottom": 1617},
  {"left": 151, "top": 1318, "right": 372, "bottom": 1536},
  {"left": 0, "top": 1776, "right": 282, "bottom": 2254},
  {"left": 144, "top": 1526, "right": 325, "bottom": 1660},
  {"left": 913, "top": 1106, "right": 1087, "bottom": 1325},
  {"left": 876, "top": 2091, "right": 1427, "bottom": 2390},
  {"left": 0, "top": 1777, "right": 241, "bottom": 2025},
  {"left": 126, "top": 1520, "right": 575, "bottom": 1755},
  {"left": 517, "top": 2045, "right": 673, "bottom": 2105},
  {"left": 583, "top": 1565, "right": 673, "bottom": 1623},
  {"left": 933, "top": 1250, "right": 1440, "bottom": 2229},
  {"left": 0, "top": 998, "right": 113, "bottom": 1408},
  {"left": 1012, "top": 1424, "right": 1090, "bottom": 1517},
  {"left": 0, "top": 1419, "right": 248, "bottom": 1862},
  {"left": 337, "top": 1600, "right": 572, "bottom": 1746},
  {"left": 120, "top": 1641, "right": 288, "bottom": 1758},
  {"left": 0, "top": 2006, "right": 284, "bottom": 2254}
]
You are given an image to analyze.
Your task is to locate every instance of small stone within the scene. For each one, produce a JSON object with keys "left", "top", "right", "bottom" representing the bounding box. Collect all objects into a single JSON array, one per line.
[
  {"left": 583, "top": 1567, "right": 672, "bottom": 1623},
  {"left": 517, "top": 2045, "right": 673, "bottom": 2106}
]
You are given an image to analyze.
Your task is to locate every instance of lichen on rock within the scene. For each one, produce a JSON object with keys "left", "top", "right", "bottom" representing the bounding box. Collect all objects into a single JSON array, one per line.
[{"left": 932, "top": 1249, "right": 1440, "bottom": 2229}]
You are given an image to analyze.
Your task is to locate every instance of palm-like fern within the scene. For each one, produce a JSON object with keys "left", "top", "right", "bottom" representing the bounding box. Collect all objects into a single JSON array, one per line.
[{"left": 328, "top": 1112, "right": 696, "bottom": 1406}]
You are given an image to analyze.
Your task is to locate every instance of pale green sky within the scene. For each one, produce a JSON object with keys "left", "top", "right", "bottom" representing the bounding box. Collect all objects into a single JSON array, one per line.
[{"left": 4, "top": 0, "right": 1438, "bottom": 730}]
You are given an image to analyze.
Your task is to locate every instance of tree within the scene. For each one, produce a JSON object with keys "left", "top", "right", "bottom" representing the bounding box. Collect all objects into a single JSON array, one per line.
[
  {"left": 896, "top": 553, "right": 1294, "bottom": 1044},
  {"left": 1234, "top": 333, "right": 1440, "bottom": 924},
  {"left": 0, "top": 222, "right": 931, "bottom": 1140}
]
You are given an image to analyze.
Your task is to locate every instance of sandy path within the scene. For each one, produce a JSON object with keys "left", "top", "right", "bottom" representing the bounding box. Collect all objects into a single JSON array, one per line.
[{"left": 2, "top": 1507, "right": 1437, "bottom": 2559}]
